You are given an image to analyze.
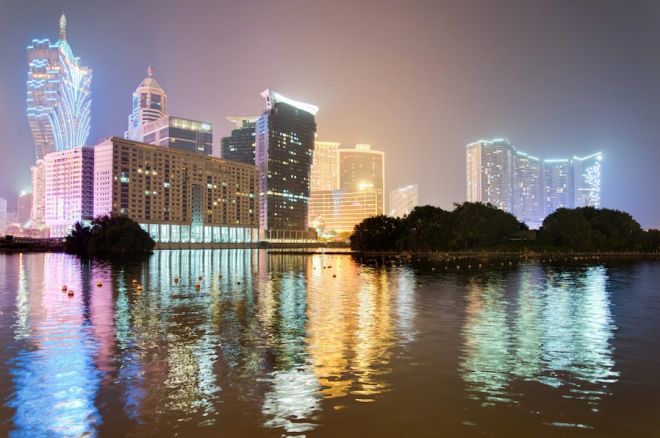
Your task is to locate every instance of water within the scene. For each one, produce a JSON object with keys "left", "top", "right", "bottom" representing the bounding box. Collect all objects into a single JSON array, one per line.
[{"left": 0, "top": 251, "right": 659, "bottom": 437}]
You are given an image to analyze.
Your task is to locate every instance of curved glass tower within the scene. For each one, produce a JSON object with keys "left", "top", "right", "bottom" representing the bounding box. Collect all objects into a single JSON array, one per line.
[{"left": 26, "top": 15, "right": 92, "bottom": 159}]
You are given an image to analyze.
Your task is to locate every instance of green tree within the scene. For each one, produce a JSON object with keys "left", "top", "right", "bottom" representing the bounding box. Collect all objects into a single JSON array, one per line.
[
  {"left": 64, "top": 221, "right": 93, "bottom": 255},
  {"left": 88, "top": 215, "right": 155, "bottom": 255},
  {"left": 449, "top": 202, "right": 525, "bottom": 249},
  {"left": 350, "top": 215, "right": 403, "bottom": 251},
  {"left": 397, "top": 205, "right": 451, "bottom": 251}
]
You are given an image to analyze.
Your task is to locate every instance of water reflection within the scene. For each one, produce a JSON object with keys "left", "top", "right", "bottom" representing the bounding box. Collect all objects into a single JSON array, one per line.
[{"left": 460, "top": 264, "right": 618, "bottom": 412}]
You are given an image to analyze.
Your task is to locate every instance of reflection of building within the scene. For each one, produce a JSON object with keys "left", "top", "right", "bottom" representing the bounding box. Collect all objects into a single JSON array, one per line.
[
  {"left": 389, "top": 184, "right": 419, "bottom": 218},
  {"left": 27, "top": 15, "right": 92, "bottom": 160},
  {"left": 311, "top": 141, "right": 340, "bottom": 191},
  {"left": 44, "top": 147, "right": 95, "bottom": 237},
  {"left": 573, "top": 152, "right": 602, "bottom": 208},
  {"left": 466, "top": 138, "right": 603, "bottom": 227},
  {"left": 512, "top": 152, "right": 543, "bottom": 228},
  {"left": 17, "top": 192, "right": 33, "bottom": 226},
  {"left": 309, "top": 190, "right": 380, "bottom": 234},
  {"left": 466, "top": 139, "right": 514, "bottom": 212},
  {"left": 338, "top": 144, "right": 385, "bottom": 214},
  {"left": 31, "top": 160, "right": 46, "bottom": 230},
  {"left": 221, "top": 117, "right": 258, "bottom": 164},
  {"left": 255, "top": 89, "right": 317, "bottom": 235},
  {"left": 93, "top": 137, "right": 259, "bottom": 244}
]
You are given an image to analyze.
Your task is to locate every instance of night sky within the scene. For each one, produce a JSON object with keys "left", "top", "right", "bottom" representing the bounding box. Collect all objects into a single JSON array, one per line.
[{"left": 1, "top": 0, "right": 659, "bottom": 227}]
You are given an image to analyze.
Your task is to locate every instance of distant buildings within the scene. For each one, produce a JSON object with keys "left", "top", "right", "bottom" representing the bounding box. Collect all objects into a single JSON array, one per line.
[
  {"left": 126, "top": 68, "right": 213, "bottom": 156},
  {"left": 17, "top": 192, "right": 33, "bottom": 226},
  {"left": 311, "top": 141, "right": 340, "bottom": 191},
  {"left": 221, "top": 117, "right": 258, "bottom": 164},
  {"left": 44, "top": 147, "right": 95, "bottom": 237},
  {"left": 389, "top": 184, "right": 419, "bottom": 218},
  {"left": 27, "top": 15, "right": 92, "bottom": 159},
  {"left": 255, "top": 89, "right": 317, "bottom": 239},
  {"left": 31, "top": 160, "right": 46, "bottom": 230},
  {"left": 94, "top": 137, "right": 259, "bottom": 244},
  {"left": 466, "top": 138, "right": 602, "bottom": 228},
  {"left": 0, "top": 197, "right": 6, "bottom": 235},
  {"left": 338, "top": 144, "right": 385, "bottom": 214}
]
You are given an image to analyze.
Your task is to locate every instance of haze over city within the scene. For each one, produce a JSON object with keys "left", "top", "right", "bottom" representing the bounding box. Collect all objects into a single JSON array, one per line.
[{"left": 1, "top": 0, "right": 660, "bottom": 227}]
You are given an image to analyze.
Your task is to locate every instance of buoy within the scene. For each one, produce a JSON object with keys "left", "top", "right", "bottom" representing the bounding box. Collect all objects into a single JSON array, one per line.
[
  {"left": 132, "top": 279, "right": 138, "bottom": 283},
  {"left": 457, "top": 266, "right": 460, "bottom": 269},
  {"left": 478, "top": 264, "right": 482, "bottom": 268},
  {"left": 61, "top": 285, "right": 67, "bottom": 291},
  {"left": 195, "top": 284, "right": 201, "bottom": 290},
  {"left": 96, "top": 282, "right": 102, "bottom": 287},
  {"left": 136, "top": 284, "right": 143, "bottom": 290},
  {"left": 468, "top": 265, "right": 472, "bottom": 269},
  {"left": 218, "top": 274, "right": 222, "bottom": 278},
  {"left": 237, "top": 281, "right": 241, "bottom": 285},
  {"left": 332, "top": 274, "right": 336, "bottom": 278},
  {"left": 67, "top": 290, "right": 74, "bottom": 297},
  {"left": 198, "top": 276, "right": 203, "bottom": 281},
  {"left": 174, "top": 277, "right": 179, "bottom": 283},
  {"left": 509, "top": 262, "right": 512, "bottom": 266},
  {"left": 431, "top": 267, "right": 436, "bottom": 271}
]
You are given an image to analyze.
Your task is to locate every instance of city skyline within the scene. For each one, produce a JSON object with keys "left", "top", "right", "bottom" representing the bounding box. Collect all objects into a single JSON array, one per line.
[{"left": 1, "top": 1, "right": 659, "bottom": 227}]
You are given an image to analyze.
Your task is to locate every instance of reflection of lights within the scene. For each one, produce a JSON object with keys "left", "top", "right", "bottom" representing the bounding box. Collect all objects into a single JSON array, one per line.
[{"left": 262, "top": 366, "right": 320, "bottom": 433}]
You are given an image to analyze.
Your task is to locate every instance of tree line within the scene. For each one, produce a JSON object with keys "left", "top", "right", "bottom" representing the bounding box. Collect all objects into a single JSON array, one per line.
[
  {"left": 65, "top": 215, "right": 155, "bottom": 256},
  {"left": 349, "top": 202, "right": 660, "bottom": 252}
]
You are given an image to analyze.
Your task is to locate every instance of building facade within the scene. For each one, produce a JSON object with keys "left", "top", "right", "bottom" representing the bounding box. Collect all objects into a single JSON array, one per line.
[
  {"left": 338, "top": 144, "right": 385, "bottom": 215},
  {"left": 0, "top": 197, "right": 6, "bottom": 235},
  {"left": 27, "top": 15, "right": 92, "bottom": 159},
  {"left": 136, "top": 116, "right": 214, "bottom": 156},
  {"left": 573, "top": 152, "right": 602, "bottom": 208},
  {"left": 543, "top": 159, "right": 573, "bottom": 216},
  {"left": 94, "top": 137, "right": 259, "bottom": 244},
  {"left": 126, "top": 66, "right": 168, "bottom": 141},
  {"left": 309, "top": 190, "right": 380, "bottom": 235},
  {"left": 311, "top": 141, "right": 340, "bottom": 191},
  {"left": 31, "top": 159, "right": 46, "bottom": 230},
  {"left": 466, "top": 139, "right": 514, "bottom": 212},
  {"left": 389, "top": 184, "right": 419, "bottom": 218},
  {"left": 221, "top": 117, "right": 258, "bottom": 164},
  {"left": 17, "top": 192, "right": 33, "bottom": 226},
  {"left": 255, "top": 89, "right": 317, "bottom": 235},
  {"left": 44, "top": 146, "right": 95, "bottom": 237},
  {"left": 512, "top": 151, "right": 543, "bottom": 228}
]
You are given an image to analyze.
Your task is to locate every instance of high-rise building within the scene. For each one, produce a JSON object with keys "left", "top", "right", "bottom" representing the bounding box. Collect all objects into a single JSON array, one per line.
[
  {"left": 221, "top": 117, "right": 258, "bottom": 164},
  {"left": 94, "top": 137, "right": 259, "bottom": 244},
  {"left": 0, "top": 197, "right": 7, "bottom": 235},
  {"left": 17, "top": 192, "right": 33, "bottom": 226},
  {"left": 309, "top": 190, "right": 381, "bottom": 235},
  {"left": 389, "top": 184, "right": 419, "bottom": 218},
  {"left": 126, "top": 66, "right": 168, "bottom": 141},
  {"left": 44, "top": 146, "right": 95, "bottom": 237},
  {"left": 543, "top": 159, "right": 573, "bottom": 216},
  {"left": 31, "top": 160, "right": 46, "bottom": 230},
  {"left": 137, "top": 116, "right": 213, "bottom": 156},
  {"left": 27, "top": 15, "right": 92, "bottom": 159},
  {"left": 512, "top": 151, "right": 543, "bottom": 228},
  {"left": 311, "top": 141, "right": 340, "bottom": 191},
  {"left": 255, "top": 89, "right": 318, "bottom": 236},
  {"left": 466, "top": 139, "right": 514, "bottom": 212},
  {"left": 573, "top": 152, "right": 602, "bottom": 208},
  {"left": 338, "top": 144, "right": 385, "bottom": 214}
]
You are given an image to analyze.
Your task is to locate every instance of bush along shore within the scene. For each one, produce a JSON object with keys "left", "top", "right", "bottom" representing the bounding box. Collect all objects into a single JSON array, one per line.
[
  {"left": 65, "top": 215, "right": 155, "bottom": 257},
  {"left": 349, "top": 202, "right": 660, "bottom": 256}
]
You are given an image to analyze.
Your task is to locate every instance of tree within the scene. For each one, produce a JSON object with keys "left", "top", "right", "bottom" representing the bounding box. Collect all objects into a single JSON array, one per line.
[
  {"left": 449, "top": 202, "right": 525, "bottom": 249},
  {"left": 397, "top": 205, "right": 452, "bottom": 251},
  {"left": 64, "top": 221, "right": 93, "bottom": 255},
  {"left": 64, "top": 215, "right": 155, "bottom": 256},
  {"left": 350, "top": 215, "right": 403, "bottom": 251}
]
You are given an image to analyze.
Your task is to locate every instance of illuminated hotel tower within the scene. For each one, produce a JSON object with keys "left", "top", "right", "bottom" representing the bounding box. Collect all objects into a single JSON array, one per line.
[
  {"left": 466, "top": 139, "right": 514, "bottom": 212},
  {"left": 573, "top": 152, "right": 602, "bottom": 208},
  {"left": 126, "top": 66, "right": 168, "bottom": 141},
  {"left": 512, "top": 151, "right": 543, "bottom": 228},
  {"left": 255, "top": 89, "right": 318, "bottom": 235},
  {"left": 338, "top": 144, "right": 385, "bottom": 214},
  {"left": 26, "top": 15, "right": 92, "bottom": 159},
  {"left": 543, "top": 159, "right": 573, "bottom": 215},
  {"left": 311, "top": 141, "right": 340, "bottom": 191}
]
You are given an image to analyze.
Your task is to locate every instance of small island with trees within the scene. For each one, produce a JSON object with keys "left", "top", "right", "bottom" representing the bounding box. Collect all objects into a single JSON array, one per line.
[{"left": 350, "top": 202, "right": 660, "bottom": 255}]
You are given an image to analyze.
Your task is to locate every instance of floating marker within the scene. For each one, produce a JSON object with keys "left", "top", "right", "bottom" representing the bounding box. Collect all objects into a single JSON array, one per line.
[
  {"left": 96, "top": 282, "right": 102, "bottom": 287},
  {"left": 67, "top": 290, "right": 74, "bottom": 297},
  {"left": 61, "top": 285, "right": 67, "bottom": 292}
]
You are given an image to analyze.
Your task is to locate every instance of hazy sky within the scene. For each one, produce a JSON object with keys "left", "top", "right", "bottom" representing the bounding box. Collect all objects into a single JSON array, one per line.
[{"left": 1, "top": 0, "right": 659, "bottom": 227}]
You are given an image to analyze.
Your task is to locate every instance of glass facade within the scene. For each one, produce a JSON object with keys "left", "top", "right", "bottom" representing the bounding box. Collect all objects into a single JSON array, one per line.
[
  {"left": 140, "top": 224, "right": 258, "bottom": 244},
  {"left": 221, "top": 117, "right": 258, "bottom": 165}
]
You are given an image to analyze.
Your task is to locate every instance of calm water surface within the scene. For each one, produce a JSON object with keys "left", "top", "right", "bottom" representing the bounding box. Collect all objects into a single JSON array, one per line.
[{"left": 0, "top": 251, "right": 659, "bottom": 436}]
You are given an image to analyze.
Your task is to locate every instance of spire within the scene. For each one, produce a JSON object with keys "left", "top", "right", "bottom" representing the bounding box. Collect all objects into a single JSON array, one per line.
[
  {"left": 147, "top": 65, "right": 154, "bottom": 78},
  {"left": 59, "top": 14, "right": 67, "bottom": 40}
]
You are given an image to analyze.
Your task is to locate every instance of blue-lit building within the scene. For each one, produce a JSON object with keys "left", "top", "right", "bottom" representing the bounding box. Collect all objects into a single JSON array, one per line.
[{"left": 26, "top": 15, "right": 92, "bottom": 160}]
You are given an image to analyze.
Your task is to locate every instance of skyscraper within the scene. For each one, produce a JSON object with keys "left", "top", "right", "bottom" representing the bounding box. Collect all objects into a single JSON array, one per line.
[
  {"left": 126, "top": 66, "right": 168, "bottom": 140},
  {"left": 221, "top": 117, "right": 258, "bottom": 164},
  {"left": 311, "top": 141, "right": 340, "bottom": 191},
  {"left": 17, "top": 192, "right": 33, "bottom": 226},
  {"left": 466, "top": 139, "right": 514, "bottom": 212},
  {"left": 543, "top": 159, "right": 573, "bottom": 215},
  {"left": 389, "top": 184, "right": 419, "bottom": 218},
  {"left": 573, "top": 152, "right": 602, "bottom": 208},
  {"left": 31, "top": 159, "right": 46, "bottom": 230},
  {"left": 512, "top": 151, "right": 543, "bottom": 228},
  {"left": 255, "top": 89, "right": 318, "bottom": 236},
  {"left": 27, "top": 15, "right": 92, "bottom": 159},
  {"left": 338, "top": 144, "right": 385, "bottom": 214}
]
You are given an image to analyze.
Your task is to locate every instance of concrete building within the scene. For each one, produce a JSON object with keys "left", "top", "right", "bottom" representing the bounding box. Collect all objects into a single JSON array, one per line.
[
  {"left": 573, "top": 152, "right": 602, "bottom": 208},
  {"left": 389, "top": 184, "right": 419, "bottom": 218},
  {"left": 31, "top": 159, "right": 46, "bottom": 230},
  {"left": 94, "top": 137, "right": 259, "bottom": 244},
  {"left": 466, "top": 139, "right": 514, "bottom": 212},
  {"left": 309, "top": 190, "right": 380, "bottom": 235},
  {"left": 27, "top": 15, "right": 92, "bottom": 159},
  {"left": 311, "top": 141, "right": 340, "bottom": 191},
  {"left": 255, "top": 89, "right": 317, "bottom": 239},
  {"left": 44, "top": 146, "right": 95, "bottom": 237},
  {"left": 338, "top": 144, "right": 385, "bottom": 215},
  {"left": 512, "top": 151, "right": 543, "bottom": 228},
  {"left": 221, "top": 117, "right": 258, "bottom": 164},
  {"left": 17, "top": 192, "right": 33, "bottom": 227},
  {"left": 0, "top": 197, "right": 6, "bottom": 235}
]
